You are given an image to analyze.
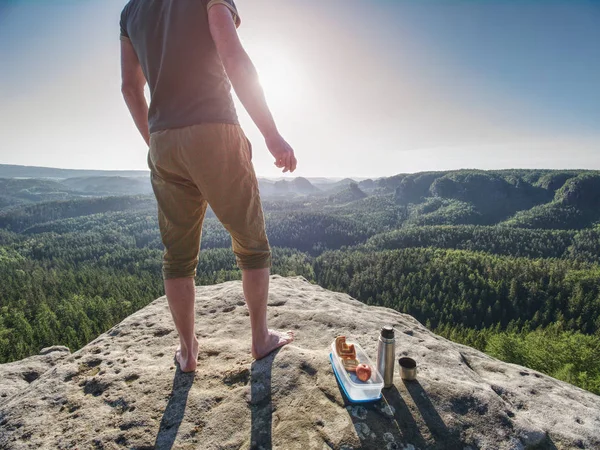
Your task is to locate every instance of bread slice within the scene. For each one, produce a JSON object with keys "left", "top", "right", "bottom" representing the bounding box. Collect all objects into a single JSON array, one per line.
[{"left": 335, "top": 336, "right": 357, "bottom": 360}]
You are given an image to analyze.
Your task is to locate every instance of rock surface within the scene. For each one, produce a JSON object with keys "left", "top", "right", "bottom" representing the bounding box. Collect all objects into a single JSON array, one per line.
[
  {"left": 0, "top": 276, "right": 599, "bottom": 449},
  {"left": 0, "top": 346, "right": 70, "bottom": 407}
]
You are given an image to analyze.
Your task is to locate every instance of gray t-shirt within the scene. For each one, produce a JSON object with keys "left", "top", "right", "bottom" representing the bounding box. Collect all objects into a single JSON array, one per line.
[{"left": 120, "top": 0, "right": 241, "bottom": 134}]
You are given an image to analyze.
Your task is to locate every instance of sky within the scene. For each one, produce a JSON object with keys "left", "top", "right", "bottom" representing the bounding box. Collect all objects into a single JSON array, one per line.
[{"left": 0, "top": 0, "right": 599, "bottom": 178}]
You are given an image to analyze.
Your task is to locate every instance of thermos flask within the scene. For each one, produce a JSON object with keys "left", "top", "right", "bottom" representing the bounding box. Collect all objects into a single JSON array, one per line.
[{"left": 376, "top": 325, "right": 396, "bottom": 388}]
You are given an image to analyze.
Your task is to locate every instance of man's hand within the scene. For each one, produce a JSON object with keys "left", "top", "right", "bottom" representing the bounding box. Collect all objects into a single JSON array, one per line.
[{"left": 266, "top": 134, "right": 297, "bottom": 173}]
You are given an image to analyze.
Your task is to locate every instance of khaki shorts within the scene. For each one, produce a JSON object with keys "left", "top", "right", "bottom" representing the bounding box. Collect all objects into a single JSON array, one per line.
[{"left": 148, "top": 123, "right": 271, "bottom": 279}]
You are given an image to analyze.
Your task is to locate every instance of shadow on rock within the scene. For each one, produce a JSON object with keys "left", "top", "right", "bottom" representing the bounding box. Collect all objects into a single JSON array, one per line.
[
  {"left": 249, "top": 349, "right": 280, "bottom": 450},
  {"left": 333, "top": 377, "right": 431, "bottom": 449},
  {"left": 382, "top": 384, "right": 431, "bottom": 449},
  {"left": 402, "top": 380, "right": 464, "bottom": 448},
  {"left": 154, "top": 366, "right": 195, "bottom": 450},
  {"left": 335, "top": 377, "right": 470, "bottom": 449}
]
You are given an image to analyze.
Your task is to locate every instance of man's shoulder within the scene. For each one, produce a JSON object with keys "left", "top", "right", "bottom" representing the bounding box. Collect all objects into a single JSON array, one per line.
[
  {"left": 120, "top": 0, "right": 134, "bottom": 40},
  {"left": 120, "top": 0, "right": 145, "bottom": 40},
  {"left": 121, "top": 0, "right": 134, "bottom": 18},
  {"left": 121, "top": 0, "right": 145, "bottom": 23}
]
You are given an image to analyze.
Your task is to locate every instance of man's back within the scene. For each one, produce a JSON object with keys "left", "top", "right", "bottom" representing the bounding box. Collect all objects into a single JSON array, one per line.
[{"left": 120, "top": 0, "right": 239, "bottom": 133}]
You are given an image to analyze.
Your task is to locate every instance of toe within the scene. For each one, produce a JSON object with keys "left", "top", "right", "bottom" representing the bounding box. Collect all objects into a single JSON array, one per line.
[{"left": 174, "top": 349, "right": 183, "bottom": 366}]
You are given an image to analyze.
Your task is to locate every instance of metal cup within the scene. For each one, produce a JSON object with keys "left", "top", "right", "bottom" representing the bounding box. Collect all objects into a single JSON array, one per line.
[{"left": 399, "top": 357, "right": 417, "bottom": 381}]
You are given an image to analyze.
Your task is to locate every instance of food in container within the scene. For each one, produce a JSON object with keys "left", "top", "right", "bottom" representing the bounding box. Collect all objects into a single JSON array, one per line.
[
  {"left": 330, "top": 338, "right": 383, "bottom": 403},
  {"left": 356, "top": 364, "right": 372, "bottom": 382}
]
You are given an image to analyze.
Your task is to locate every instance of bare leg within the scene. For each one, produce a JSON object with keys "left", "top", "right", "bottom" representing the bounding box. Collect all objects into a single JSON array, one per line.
[
  {"left": 243, "top": 268, "right": 294, "bottom": 359},
  {"left": 164, "top": 277, "right": 199, "bottom": 372}
]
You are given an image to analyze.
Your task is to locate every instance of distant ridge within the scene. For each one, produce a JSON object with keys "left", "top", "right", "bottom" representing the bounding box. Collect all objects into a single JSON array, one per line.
[
  {"left": 0, "top": 164, "right": 149, "bottom": 179},
  {"left": 0, "top": 164, "right": 368, "bottom": 183},
  {"left": 328, "top": 182, "right": 368, "bottom": 203}
]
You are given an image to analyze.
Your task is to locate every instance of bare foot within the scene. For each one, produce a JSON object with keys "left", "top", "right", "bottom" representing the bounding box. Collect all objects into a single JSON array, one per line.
[
  {"left": 175, "top": 338, "right": 199, "bottom": 373},
  {"left": 252, "top": 330, "right": 295, "bottom": 360}
]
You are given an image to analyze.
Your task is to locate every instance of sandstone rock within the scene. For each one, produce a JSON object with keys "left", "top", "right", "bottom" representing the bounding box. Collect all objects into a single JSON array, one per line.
[
  {"left": 0, "top": 276, "right": 599, "bottom": 449},
  {"left": 0, "top": 345, "right": 70, "bottom": 407}
]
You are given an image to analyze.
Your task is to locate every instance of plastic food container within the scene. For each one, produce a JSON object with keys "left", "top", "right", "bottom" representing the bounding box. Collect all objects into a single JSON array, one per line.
[{"left": 329, "top": 340, "right": 384, "bottom": 403}]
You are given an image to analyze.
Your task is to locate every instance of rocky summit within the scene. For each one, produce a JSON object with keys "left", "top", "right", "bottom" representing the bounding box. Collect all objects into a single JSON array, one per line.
[{"left": 0, "top": 276, "right": 599, "bottom": 450}]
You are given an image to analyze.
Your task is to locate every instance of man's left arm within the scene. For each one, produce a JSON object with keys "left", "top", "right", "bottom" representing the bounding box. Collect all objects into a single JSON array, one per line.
[{"left": 120, "top": 38, "right": 150, "bottom": 146}]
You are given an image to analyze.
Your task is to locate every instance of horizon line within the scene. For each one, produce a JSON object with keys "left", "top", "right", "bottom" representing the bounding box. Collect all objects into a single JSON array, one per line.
[{"left": 0, "top": 163, "right": 598, "bottom": 181}]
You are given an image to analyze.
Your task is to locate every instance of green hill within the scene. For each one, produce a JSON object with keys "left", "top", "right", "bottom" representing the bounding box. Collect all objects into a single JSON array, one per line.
[{"left": 1, "top": 166, "right": 600, "bottom": 394}]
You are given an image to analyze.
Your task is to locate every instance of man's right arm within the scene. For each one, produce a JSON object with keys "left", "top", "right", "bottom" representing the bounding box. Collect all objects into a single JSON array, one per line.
[{"left": 208, "top": 4, "right": 297, "bottom": 173}]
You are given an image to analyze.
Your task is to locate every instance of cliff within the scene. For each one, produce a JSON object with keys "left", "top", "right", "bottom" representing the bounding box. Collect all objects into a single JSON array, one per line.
[{"left": 1, "top": 276, "right": 599, "bottom": 449}]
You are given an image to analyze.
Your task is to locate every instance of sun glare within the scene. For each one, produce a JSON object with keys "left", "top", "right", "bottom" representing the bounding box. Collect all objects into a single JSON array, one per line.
[{"left": 255, "top": 48, "right": 305, "bottom": 108}]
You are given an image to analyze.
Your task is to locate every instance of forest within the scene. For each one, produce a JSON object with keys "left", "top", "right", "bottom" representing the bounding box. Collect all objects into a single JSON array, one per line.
[{"left": 0, "top": 167, "right": 599, "bottom": 394}]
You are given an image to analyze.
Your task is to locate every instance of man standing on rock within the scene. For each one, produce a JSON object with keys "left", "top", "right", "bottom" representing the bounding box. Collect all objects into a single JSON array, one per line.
[{"left": 119, "top": 0, "right": 296, "bottom": 372}]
